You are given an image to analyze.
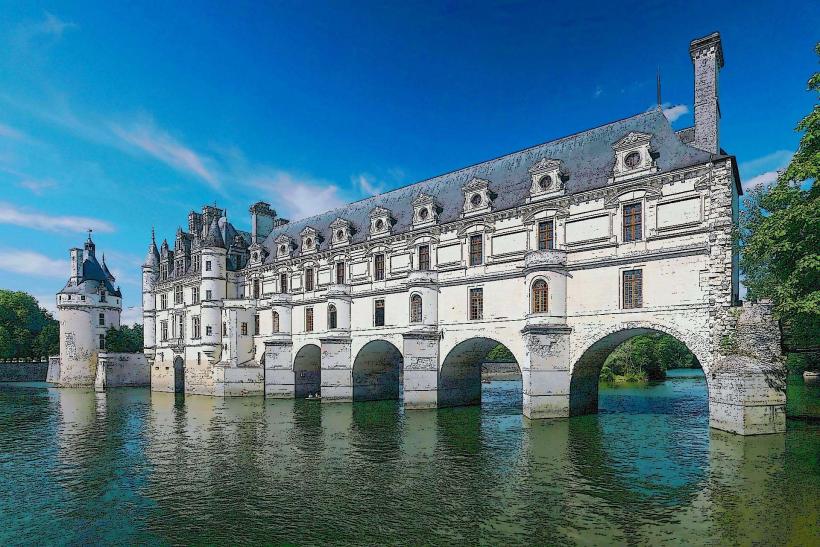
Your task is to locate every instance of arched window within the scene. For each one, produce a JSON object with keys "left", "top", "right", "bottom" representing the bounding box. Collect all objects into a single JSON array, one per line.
[
  {"left": 410, "top": 294, "right": 423, "bottom": 323},
  {"left": 328, "top": 304, "right": 337, "bottom": 329},
  {"left": 531, "top": 279, "right": 548, "bottom": 313},
  {"left": 272, "top": 311, "right": 279, "bottom": 333}
]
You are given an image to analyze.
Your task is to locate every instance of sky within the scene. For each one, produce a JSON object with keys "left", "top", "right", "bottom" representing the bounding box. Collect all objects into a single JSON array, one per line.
[{"left": 0, "top": 0, "right": 817, "bottom": 323}]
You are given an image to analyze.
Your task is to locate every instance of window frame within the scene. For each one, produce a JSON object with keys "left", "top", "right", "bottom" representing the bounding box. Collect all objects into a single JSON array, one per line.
[
  {"left": 280, "top": 272, "right": 288, "bottom": 293},
  {"left": 272, "top": 311, "right": 280, "bottom": 333},
  {"left": 531, "top": 279, "right": 549, "bottom": 313},
  {"left": 192, "top": 316, "right": 201, "bottom": 339},
  {"left": 98, "top": 312, "right": 105, "bottom": 326},
  {"left": 328, "top": 304, "right": 337, "bottom": 329},
  {"left": 374, "top": 253, "right": 385, "bottom": 281},
  {"left": 305, "top": 307, "right": 314, "bottom": 332},
  {"left": 622, "top": 269, "right": 643, "bottom": 309},
  {"left": 418, "top": 245, "right": 430, "bottom": 271},
  {"left": 410, "top": 293, "right": 423, "bottom": 323},
  {"left": 336, "top": 262, "right": 345, "bottom": 284},
  {"left": 469, "top": 287, "right": 483, "bottom": 320},
  {"left": 537, "top": 220, "right": 554, "bottom": 251},
  {"left": 622, "top": 202, "right": 643, "bottom": 243},
  {"left": 374, "top": 298, "right": 385, "bottom": 327},
  {"left": 305, "top": 267, "right": 314, "bottom": 291},
  {"left": 469, "top": 234, "right": 483, "bottom": 266}
]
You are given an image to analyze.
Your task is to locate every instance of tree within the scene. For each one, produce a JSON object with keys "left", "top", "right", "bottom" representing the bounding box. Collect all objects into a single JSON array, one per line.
[
  {"left": 104, "top": 324, "right": 144, "bottom": 353},
  {"left": 740, "top": 43, "right": 819, "bottom": 366},
  {"left": 0, "top": 290, "right": 58, "bottom": 360}
]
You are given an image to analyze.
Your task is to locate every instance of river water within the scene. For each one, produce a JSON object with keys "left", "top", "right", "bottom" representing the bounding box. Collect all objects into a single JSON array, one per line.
[{"left": 1, "top": 370, "right": 817, "bottom": 545}]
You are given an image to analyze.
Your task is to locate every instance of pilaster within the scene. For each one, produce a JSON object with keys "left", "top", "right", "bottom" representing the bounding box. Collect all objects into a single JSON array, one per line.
[
  {"left": 320, "top": 335, "right": 352, "bottom": 402},
  {"left": 521, "top": 324, "right": 572, "bottom": 419},
  {"left": 402, "top": 330, "right": 440, "bottom": 410},
  {"left": 264, "top": 337, "right": 294, "bottom": 398}
]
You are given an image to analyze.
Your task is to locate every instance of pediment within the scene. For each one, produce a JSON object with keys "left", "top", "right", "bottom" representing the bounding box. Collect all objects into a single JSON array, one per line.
[
  {"left": 528, "top": 158, "right": 563, "bottom": 175},
  {"left": 462, "top": 177, "right": 490, "bottom": 192},
  {"left": 329, "top": 217, "right": 350, "bottom": 229},
  {"left": 613, "top": 131, "right": 653, "bottom": 149},
  {"left": 369, "top": 206, "right": 392, "bottom": 219}
]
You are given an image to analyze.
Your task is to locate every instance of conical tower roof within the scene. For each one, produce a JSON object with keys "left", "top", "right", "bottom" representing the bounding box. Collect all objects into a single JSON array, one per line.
[
  {"left": 204, "top": 219, "right": 225, "bottom": 248},
  {"left": 101, "top": 254, "right": 116, "bottom": 282},
  {"left": 143, "top": 228, "right": 161, "bottom": 267}
]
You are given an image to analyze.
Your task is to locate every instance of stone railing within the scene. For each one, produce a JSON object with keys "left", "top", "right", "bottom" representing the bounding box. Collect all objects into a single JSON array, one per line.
[
  {"left": 326, "top": 283, "right": 352, "bottom": 298},
  {"left": 406, "top": 269, "right": 439, "bottom": 287},
  {"left": 523, "top": 249, "right": 568, "bottom": 271}
]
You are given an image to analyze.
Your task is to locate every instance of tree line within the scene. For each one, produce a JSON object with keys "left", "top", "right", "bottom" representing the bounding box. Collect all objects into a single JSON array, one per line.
[{"left": 0, "top": 290, "right": 59, "bottom": 360}]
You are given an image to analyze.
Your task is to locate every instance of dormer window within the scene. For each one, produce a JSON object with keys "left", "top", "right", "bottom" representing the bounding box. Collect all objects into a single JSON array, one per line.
[
  {"left": 369, "top": 207, "right": 392, "bottom": 238},
  {"left": 275, "top": 234, "right": 293, "bottom": 259},
  {"left": 412, "top": 193, "right": 438, "bottom": 227},
  {"left": 462, "top": 177, "right": 493, "bottom": 217},
  {"left": 330, "top": 218, "right": 352, "bottom": 247},
  {"left": 528, "top": 158, "right": 566, "bottom": 201},
  {"left": 300, "top": 226, "right": 319, "bottom": 254},
  {"left": 612, "top": 132, "right": 657, "bottom": 181}
]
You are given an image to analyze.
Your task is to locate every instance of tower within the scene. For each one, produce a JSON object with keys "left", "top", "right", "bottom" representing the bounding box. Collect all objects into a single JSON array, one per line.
[
  {"left": 142, "top": 229, "right": 160, "bottom": 362},
  {"left": 55, "top": 232, "right": 122, "bottom": 386},
  {"left": 200, "top": 219, "right": 227, "bottom": 364}
]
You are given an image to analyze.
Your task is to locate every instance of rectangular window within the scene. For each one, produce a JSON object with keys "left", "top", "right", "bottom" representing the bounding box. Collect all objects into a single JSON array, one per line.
[
  {"left": 160, "top": 321, "right": 168, "bottom": 342},
  {"left": 98, "top": 313, "right": 105, "bottom": 326},
  {"left": 623, "top": 269, "right": 643, "bottom": 309},
  {"left": 205, "top": 289, "right": 212, "bottom": 300},
  {"left": 538, "top": 220, "right": 554, "bottom": 251},
  {"left": 418, "top": 245, "right": 430, "bottom": 271},
  {"left": 374, "top": 254, "right": 385, "bottom": 281},
  {"left": 253, "top": 279, "right": 260, "bottom": 299},
  {"left": 160, "top": 294, "right": 168, "bottom": 310},
  {"left": 205, "top": 260, "right": 212, "bottom": 271},
  {"left": 99, "top": 334, "right": 105, "bottom": 350},
  {"left": 374, "top": 299, "right": 385, "bottom": 327},
  {"left": 241, "top": 322, "right": 248, "bottom": 336},
  {"left": 623, "top": 203, "right": 643, "bottom": 242},
  {"left": 192, "top": 316, "right": 201, "bottom": 339},
  {"left": 280, "top": 273, "right": 288, "bottom": 293},
  {"left": 174, "top": 285, "right": 183, "bottom": 305},
  {"left": 177, "top": 315, "right": 184, "bottom": 339},
  {"left": 305, "top": 307, "right": 314, "bottom": 332},
  {"left": 469, "top": 234, "right": 483, "bottom": 266},
  {"left": 100, "top": 292, "right": 107, "bottom": 303},
  {"left": 254, "top": 314, "right": 260, "bottom": 335},
  {"left": 336, "top": 262, "right": 345, "bottom": 284},
  {"left": 192, "top": 287, "right": 200, "bottom": 304},
  {"left": 205, "top": 325, "right": 213, "bottom": 336},
  {"left": 222, "top": 322, "right": 227, "bottom": 336},
  {"left": 469, "top": 288, "right": 483, "bottom": 320},
  {"left": 305, "top": 268, "right": 314, "bottom": 291}
]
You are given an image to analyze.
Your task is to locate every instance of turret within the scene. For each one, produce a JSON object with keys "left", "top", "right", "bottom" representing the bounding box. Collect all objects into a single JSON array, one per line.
[
  {"left": 200, "top": 219, "right": 228, "bottom": 360},
  {"left": 142, "top": 229, "right": 160, "bottom": 358}
]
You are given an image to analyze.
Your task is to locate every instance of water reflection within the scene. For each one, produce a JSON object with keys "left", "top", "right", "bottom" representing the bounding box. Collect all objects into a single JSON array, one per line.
[{"left": 0, "top": 377, "right": 817, "bottom": 545}]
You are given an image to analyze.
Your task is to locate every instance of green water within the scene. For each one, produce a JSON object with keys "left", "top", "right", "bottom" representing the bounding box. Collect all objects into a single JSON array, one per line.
[{"left": 1, "top": 371, "right": 817, "bottom": 545}]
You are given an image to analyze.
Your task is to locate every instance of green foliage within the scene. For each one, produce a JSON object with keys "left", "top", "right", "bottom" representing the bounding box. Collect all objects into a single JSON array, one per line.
[
  {"left": 104, "top": 324, "right": 144, "bottom": 353},
  {"left": 0, "top": 290, "right": 59, "bottom": 360},
  {"left": 740, "top": 43, "right": 820, "bottom": 355},
  {"left": 486, "top": 343, "right": 515, "bottom": 362},
  {"left": 602, "top": 334, "right": 699, "bottom": 383},
  {"left": 599, "top": 365, "right": 615, "bottom": 384}
]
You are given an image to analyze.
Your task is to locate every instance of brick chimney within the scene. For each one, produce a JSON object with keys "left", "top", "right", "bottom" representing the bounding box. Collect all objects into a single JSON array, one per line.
[
  {"left": 689, "top": 32, "right": 724, "bottom": 154},
  {"left": 70, "top": 248, "right": 83, "bottom": 284}
]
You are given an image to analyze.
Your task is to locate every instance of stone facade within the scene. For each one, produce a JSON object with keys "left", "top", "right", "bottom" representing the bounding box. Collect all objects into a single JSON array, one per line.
[{"left": 143, "top": 33, "right": 786, "bottom": 435}]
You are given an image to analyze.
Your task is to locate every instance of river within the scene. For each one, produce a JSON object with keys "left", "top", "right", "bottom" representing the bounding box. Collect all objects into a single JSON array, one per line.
[{"left": 1, "top": 370, "right": 817, "bottom": 545}]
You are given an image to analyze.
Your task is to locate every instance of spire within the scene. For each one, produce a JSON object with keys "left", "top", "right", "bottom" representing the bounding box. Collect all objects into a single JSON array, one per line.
[
  {"left": 84, "top": 228, "right": 96, "bottom": 257},
  {"left": 101, "top": 254, "right": 116, "bottom": 282},
  {"left": 656, "top": 66, "right": 662, "bottom": 107},
  {"left": 144, "top": 228, "right": 160, "bottom": 267},
  {"left": 203, "top": 219, "right": 225, "bottom": 249}
]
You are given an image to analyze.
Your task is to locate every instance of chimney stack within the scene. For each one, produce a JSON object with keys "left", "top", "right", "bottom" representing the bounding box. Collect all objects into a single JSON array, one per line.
[
  {"left": 70, "top": 248, "right": 83, "bottom": 284},
  {"left": 689, "top": 32, "right": 724, "bottom": 154}
]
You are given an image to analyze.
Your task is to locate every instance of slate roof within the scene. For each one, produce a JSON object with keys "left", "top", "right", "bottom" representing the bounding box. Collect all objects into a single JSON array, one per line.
[
  {"left": 261, "top": 109, "right": 715, "bottom": 258},
  {"left": 59, "top": 252, "right": 121, "bottom": 297}
]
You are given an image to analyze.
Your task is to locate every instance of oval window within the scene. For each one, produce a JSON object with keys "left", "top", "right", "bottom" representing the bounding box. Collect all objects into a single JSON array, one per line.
[{"left": 624, "top": 151, "right": 641, "bottom": 169}]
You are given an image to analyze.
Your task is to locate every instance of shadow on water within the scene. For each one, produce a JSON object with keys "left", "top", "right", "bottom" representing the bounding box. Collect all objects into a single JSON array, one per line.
[{"left": 0, "top": 373, "right": 817, "bottom": 545}]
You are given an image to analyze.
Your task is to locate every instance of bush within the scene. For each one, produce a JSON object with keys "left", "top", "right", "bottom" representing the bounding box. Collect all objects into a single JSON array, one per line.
[
  {"left": 600, "top": 365, "right": 615, "bottom": 384},
  {"left": 105, "top": 324, "right": 144, "bottom": 353}
]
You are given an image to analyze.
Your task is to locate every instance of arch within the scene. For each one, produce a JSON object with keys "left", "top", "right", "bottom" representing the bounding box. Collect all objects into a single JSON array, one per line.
[
  {"left": 173, "top": 355, "right": 184, "bottom": 394},
  {"left": 293, "top": 343, "right": 321, "bottom": 398},
  {"left": 439, "top": 337, "right": 522, "bottom": 409},
  {"left": 327, "top": 304, "right": 338, "bottom": 330},
  {"left": 352, "top": 340, "right": 403, "bottom": 402},
  {"left": 569, "top": 321, "right": 708, "bottom": 417},
  {"left": 409, "top": 293, "right": 423, "bottom": 323},
  {"left": 271, "top": 311, "right": 280, "bottom": 333},
  {"left": 531, "top": 278, "right": 549, "bottom": 313}
]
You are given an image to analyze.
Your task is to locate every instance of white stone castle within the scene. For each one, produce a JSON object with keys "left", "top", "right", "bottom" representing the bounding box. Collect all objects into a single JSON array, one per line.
[
  {"left": 54, "top": 232, "right": 123, "bottom": 386},
  {"left": 142, "top": 33, "right": 787, "bottom": 435}
]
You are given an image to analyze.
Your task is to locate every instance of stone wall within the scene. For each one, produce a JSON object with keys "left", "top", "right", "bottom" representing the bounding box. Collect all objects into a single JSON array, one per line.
[
  {"left": 94, "top": 352, "right": 150, "bottom": 391},
  {"left": 0, "top": 362, "right": 49, "bottom": 382}
]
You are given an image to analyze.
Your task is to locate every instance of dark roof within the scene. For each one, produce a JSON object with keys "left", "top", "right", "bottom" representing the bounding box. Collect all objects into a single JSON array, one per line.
[
  {"left": 261, "top": 109, "right": 713, "bottom": 258},
  {"left": 59, "top": 253, "right": 121, "bottom": 297}
]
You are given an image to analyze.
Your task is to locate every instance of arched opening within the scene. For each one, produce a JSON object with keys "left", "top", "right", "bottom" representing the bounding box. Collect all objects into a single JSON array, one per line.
[
  {"left": 293, "top": 344, "right": 321, "bottom": 398},
  {"left": 439, "top": 337, "right": 522, "bottom": 411},
  {"left": 352, "top": 340, "right": 403, "bottom": 402},
  {"left": 570, "top": 327, "right": 704, "bottom": 417},
  {"left": 410, "top": 293, "right": 422, "bottom": 323},
  {"left": 173, "top": 356, "right": 184, "bottom": 394},
  {"left": 328, "top": 304, "right": 337, "bottom": 330},
  {"left": 272, "top": 311, "right": 279, "bottom": 333}
]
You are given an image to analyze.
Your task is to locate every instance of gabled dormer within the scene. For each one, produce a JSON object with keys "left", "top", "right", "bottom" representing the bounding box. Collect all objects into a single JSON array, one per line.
[
  {"left": 248, "top": 242, "right": 268, "bottom": 266},
  {"left": 369, "top": 206, "right": 393, "bottom": 239},
  {"left": 412, "top": 193, "right": 439, "bottom": 227},
  {"left": 528, "top": 158, "right": 567, "bottom": 201},
  {"left": 275, "top": 234, "right": 294, "bottom": 259},
  {"left": 612, "top": 131, "right": 658, "bottom": 182},
  {"left": 462, "top": 177, "right": 494, "bottom": 217},
  {"left": 329, "top": 217, "right": 352, "bottom": 247},
  {"left": 300, "top": 226, "right": 319, "bottom": 255}
]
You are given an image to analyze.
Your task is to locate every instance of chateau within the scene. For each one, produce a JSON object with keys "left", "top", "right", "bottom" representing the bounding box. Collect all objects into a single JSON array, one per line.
[{"left": 143, "top": 33, "right": 786, "bottom": 435}]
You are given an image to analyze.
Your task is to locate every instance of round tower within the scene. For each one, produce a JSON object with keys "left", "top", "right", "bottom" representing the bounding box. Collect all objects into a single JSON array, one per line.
[
  {"left": 142, "top": 229, "right": 160, "bottom": 362},
  {"left": 55, "top": 233, "right": 122, "bottom": 387},
  {"left": 200, "top": 219, "right": 227, "bottom": 362}
]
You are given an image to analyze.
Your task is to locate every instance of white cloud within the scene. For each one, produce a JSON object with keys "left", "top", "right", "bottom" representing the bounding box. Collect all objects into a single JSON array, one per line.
[
  {"left": 740, "top": 150, "right": 793, "bottom": 178},
  {"left": 32, "top": 293, "right": 57, "bottom": 315},
  {"left": 18, "top": 178, "right": 57, "bottom": 195},
  {"left": 35, "top": 12, "right": 77, "bottom": 38},
  {"left": 662, "top": 104, "right": 689, "bottom": 122},
  {"left": 111, "top": 118, "right": 221, "bottom": 190},
  {"left": 0, "top": 122, "right": 26, "bottom": 141},
  {"left": 353, "top": 173, "right": 385, "bottom": 196},
  {"left": 120, "top": 306, "right": 143, "bottom": 326},
  {"left": 742, "top": 170, "right": 779, "bottom": 191},
  {"left": 0, "top": 249, "right": 69, "bottom": 278},
  {"left": 246, "top": 171, "right": 345, "bottom": 220},
  {"left": 0, "top": 201, "right": 115, "bottom": 233}
]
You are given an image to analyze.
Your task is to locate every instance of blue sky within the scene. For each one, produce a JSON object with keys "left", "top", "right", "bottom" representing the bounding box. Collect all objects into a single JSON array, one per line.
[{"left": 0, "top": 0, "right": 817, "bottom": 322}]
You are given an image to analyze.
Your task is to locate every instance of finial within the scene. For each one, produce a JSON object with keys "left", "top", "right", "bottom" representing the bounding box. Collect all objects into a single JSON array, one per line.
[
  {"left": 151, "top": 226, "right": 156, "bottom": 244},
  {"left": 87, "top": 227, "right": 93, "bottom": 241},
  {"left": 656, "top": 66, "right": 662, "bottom": 107}
]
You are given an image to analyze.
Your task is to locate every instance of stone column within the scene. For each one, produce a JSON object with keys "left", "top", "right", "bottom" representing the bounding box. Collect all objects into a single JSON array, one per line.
[
  {"left": 522, "top": 325, "right": 572, "bottom": 419},
  {"left": 320, "top": 336, "right": 352, "bottom": 402},
  {"left": 264, "top": 337, "right": 294, "bottom": 398},
  {"left": 402, "top": 330, "right": 440, "bottom": 410}
]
